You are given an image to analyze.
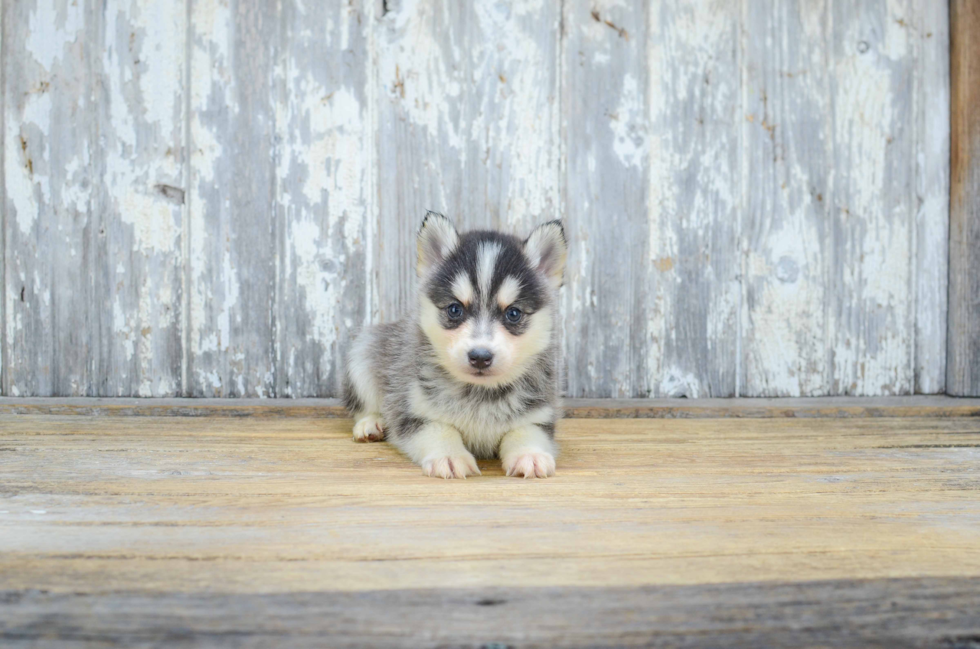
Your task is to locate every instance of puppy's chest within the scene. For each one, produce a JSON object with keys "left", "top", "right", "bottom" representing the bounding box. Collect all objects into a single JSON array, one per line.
[
  {"left": 444, "top": 398, "right": 522, "bottom": 457},
  {"left": 417, "top": 384, "right": 529, "bottom": 437}
]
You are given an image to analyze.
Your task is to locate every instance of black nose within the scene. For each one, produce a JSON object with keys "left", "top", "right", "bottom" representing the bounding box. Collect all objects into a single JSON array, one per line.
[{"left": 468, "top": 348, "right": 494, "bottom": 370}]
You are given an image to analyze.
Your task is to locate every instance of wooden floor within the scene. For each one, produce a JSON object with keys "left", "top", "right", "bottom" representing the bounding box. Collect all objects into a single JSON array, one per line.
[{"left": 2, "top": 407, "right": 980, "bottom": 647}]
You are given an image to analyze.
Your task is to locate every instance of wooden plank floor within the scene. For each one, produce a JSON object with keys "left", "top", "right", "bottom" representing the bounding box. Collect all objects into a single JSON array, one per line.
[{"left": 2, "top": 412, "right": 980, "bottom": 647}]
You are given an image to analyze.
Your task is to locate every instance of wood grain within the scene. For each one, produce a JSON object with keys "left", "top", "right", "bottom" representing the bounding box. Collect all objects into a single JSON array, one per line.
[
  {"left": 3, "top": 578, "right": 979, "bottom": 648},
  {"left": 643, "top": 0, "right": 742, "bottom": 399},
  {"left": 274, "top": 0, "right": 374, "bottom": 397},
  {"left": 1, "top": 414, "right": 979, "bottom": 645},
  {"left": 3, "top": 396, "right": 980, "bottom": 419},
  {"left": 561, "top": 0, "right": 650, "bottom": 398},
  {"left": 913, "top": 0, "right": 950, "bottom": 395},
  {"left": 1, "top": 3, "right": 5, "bottom": 398},
  {"left": 186, "top": 0, "right": 278, "bottom": 397},
  {"left": 949, "top": 0, "right": 980, "bottom": 397},
  {"left": 2, "top": 415, "right": 980, "bottom": 593},
  {"left": 375, "top": 0, "right": 561, "bottom": 323},
  {"left": 2, "top": 0, "right": 187, "bottom": 398},
  {"left": 4, "top": 0, "right": 103, "bottom": 396},
  {"left": 99, "top": 0, "right": 188, "bottom": 397},
  {"left": 741, "top": 0, "right": 833, "bottom": 397},
  {"left": 829, "top": 0, "right": 918, "bottom": 396},
  {"left": 0, "top": 0, "right": 959, "bottom": 398}
]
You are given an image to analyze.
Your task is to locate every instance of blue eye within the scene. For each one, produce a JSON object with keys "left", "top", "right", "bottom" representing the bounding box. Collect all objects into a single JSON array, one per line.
[
  {"left": 505, "top": 306, "right": 523, "bottom": 323},
  {"left": 446, "top": 303, "right": 464, "bottom": 320}
]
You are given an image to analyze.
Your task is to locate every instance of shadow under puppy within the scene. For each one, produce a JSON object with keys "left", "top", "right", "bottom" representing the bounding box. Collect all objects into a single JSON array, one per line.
[{"left": 343, "top": 213, "right": 566, "bottom": 479}]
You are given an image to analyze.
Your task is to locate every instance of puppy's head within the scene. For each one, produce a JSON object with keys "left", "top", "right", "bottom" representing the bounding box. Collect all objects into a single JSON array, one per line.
[{"left": 417, "top": 212, "right": 567, "bottom": 387}]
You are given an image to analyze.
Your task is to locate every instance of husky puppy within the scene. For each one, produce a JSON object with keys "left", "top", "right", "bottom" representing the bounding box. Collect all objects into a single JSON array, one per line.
[{"left": 343, "top": 213, "right": 566, "bottom": 479}]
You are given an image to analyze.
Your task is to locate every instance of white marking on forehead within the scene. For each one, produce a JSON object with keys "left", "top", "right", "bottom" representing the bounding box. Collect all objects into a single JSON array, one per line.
[
  {"left": 476, "top": 241, "right": 502, "bottom": 300},
  {"left": 497, "top": 275, "right": 521, "bottom": 307},
  {"left": 473, "top": 314, "right": 495, "bottom": 339},
  {"left": 451, "top": 272, "right": 475, "bottom": 305}
]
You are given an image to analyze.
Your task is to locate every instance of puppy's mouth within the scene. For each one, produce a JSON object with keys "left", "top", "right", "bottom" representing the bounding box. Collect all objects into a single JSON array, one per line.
[{"left": 460, "top": 367, "right": 502, "bottom": 383}]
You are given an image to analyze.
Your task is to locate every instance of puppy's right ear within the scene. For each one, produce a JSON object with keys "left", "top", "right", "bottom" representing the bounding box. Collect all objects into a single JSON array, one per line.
[
  {"left": 417, "top": 211, "right": 459, "bottom": 276},
  {"left": 524, "top": 220, "right": 567, "bottom": 290}
]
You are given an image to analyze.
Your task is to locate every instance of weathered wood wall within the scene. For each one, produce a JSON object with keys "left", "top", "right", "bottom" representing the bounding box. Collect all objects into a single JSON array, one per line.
[
  {"left": 948, "top": 0, "right": 980, "bottom": 397},
  {"left": 0, "top": 0, "right": 952, "bottom": 398}
]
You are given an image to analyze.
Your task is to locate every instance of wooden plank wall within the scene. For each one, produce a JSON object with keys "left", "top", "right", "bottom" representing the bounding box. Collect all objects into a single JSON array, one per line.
[
  {"left": 0, "top": 0, "right": 953, "bottom": 398},
  {"left": 948, "top": 0, "right": 980, "bottom": 396}
]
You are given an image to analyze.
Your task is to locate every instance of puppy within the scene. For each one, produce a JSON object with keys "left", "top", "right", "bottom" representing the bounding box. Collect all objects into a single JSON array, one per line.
[{"left": 342, "top": 213, "right": 566, "bottom": 479}]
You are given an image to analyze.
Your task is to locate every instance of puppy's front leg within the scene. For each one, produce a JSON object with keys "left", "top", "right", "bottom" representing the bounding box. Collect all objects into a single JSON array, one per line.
[
  {"left": 499, "top": 424, "right": 557, "bottom": 479},
  {"left": 401, "top": 422, "right": 480, "bottom": 479}
]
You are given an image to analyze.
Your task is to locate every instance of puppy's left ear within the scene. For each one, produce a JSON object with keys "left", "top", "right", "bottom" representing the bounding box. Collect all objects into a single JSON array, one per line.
[{"left": 524, "top": 220, "right": 567, "bottom": 290}]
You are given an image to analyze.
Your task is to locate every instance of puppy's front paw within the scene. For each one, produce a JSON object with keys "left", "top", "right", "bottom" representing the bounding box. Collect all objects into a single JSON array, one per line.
[
  {"left": 353, "top": 415, "right": 386, "bottom": 442},
  {"left": 422, "top": 453, "right": 481, "bottom": 479},
  {"left": 503, "top": 452, "right": 556, "bottom": 479}
]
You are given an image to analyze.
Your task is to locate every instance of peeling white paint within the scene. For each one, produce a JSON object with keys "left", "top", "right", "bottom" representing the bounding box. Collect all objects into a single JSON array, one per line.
[
  {"left": 829, "top": 13, "right": 912, "bottom": 395},
  {"left": 112, "top": 190, "right": 179, "bottom": 253},
  {"left": 380, "top": 0, "right": 464, "bottom": 154},
  {"left": 217, "top": 249, "right": 240, "bottom": 353},
  {"left": 136, "top": 2, "right": 184, "bottom": 130},
  {"left": 6, "top": 92, "right": 52, "bottom": 236},
  {"left": 114, "top": 299, "right": 135, "bottom": 362},
  {"left": 190, "top": 0, "right": 234, "bottom": 112},
  {"left": 289, "top": 219, "right": 337, "bottom": 348},
  {"left": 473, "top": 0, "right": 559, "bottom": 224},
  {"left": 103, "top": 4, "right": 182, "bottom": 253},
  {"left": 91, "top": 0, "right": 187, "bottom": 396},
  {"left": 298, "top": 84, "right": 363, "bottom": 208},
  {"left": 2, "top": 0, "right": 953, "bottom": 399},
  {"left": 611, "top": 74, "right": 647, "bottom": 170},
  {"left": 912, "top": 0, "right": 950, "bottom": 394},
  {"left": 660, "top": 368, "right": 701, "bottom": 399},
  {"left": 188, "top": 0, "right": 232, "bottom": 392},
  {"left": 26, "top": 0, "right": 85, "bottom": 72},
  {"left": 641, "top": 0, "right": 742, "bottom": 397},
  {"left": 271, "top": 0, "right": 377, "bottom": 397}
]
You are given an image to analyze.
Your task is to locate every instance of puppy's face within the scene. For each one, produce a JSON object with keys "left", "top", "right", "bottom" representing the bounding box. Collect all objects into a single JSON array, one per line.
[{"left": 416, "top": 214, "right": 567, "bottom": 387}]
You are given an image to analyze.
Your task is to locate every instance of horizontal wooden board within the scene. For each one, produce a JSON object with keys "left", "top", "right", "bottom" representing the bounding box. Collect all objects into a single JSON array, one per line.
[
  {"left": 2, "top": 415, "right": 980, "bottom": 592},
  {"left": 3, "top": 578, "right": 980, "bottom": 648},
  {"left": 2, "top": 396, "right": 980, "bottom": 418}
]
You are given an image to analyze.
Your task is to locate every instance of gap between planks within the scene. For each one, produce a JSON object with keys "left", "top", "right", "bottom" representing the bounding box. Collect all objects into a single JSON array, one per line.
[{"left": 0, "top": 396, "right": 978, "bottom": 419}]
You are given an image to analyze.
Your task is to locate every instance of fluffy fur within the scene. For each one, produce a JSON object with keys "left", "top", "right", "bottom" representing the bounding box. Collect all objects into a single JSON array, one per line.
[{"left": 342, "top": 213, "right": 567, "bottom": 479}]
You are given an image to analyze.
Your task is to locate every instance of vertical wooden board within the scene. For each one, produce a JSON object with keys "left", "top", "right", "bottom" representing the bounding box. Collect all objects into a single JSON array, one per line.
[
  {"left": 1, "top": 1, "right": 5, "bottom": 395},
  {"left": 3, "top": 0, "right": 101, "bottom": 396},
  {"left": 911, "top": 0, "right": 949, "bottom": 395},
  {"left": 948, "top": 0, "right": 980, "bottom": 396},
  {"left": 561, "top": 0, "right": 648, "bottom": 398},
  {"left": 187, "top": 0, "right": 278, "bottom": 397},
  {"left": 275, "top": 1, "right": 374, "bottom": 397},
  {"left": 828, "top": 0, "right": 915, "bottom": 395},
  {"left": 740, "top": 0, "right": 833, "bottom": 396},
  {"left": 375, "top": 0, "right": 561, "bottom": 322},
  {"left": 642, "top": 1, "right": 741, "bottom": 398},
  {"left": 4, "top": 0, "right": 186, "bottom": 397},
  {"left": 97, "top": 0, "right": 186, "bottom": 396},
  {"left": 741, "top": 0, "right": 947, "bottom": 398}
]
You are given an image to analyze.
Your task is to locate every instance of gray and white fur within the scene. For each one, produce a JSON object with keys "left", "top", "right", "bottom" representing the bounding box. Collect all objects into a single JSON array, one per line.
[{"left": 342, "top": 213, "right": 567, "bottom": 479}]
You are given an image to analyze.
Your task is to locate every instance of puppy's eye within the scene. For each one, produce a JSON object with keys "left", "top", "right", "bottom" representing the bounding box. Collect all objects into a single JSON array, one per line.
[
  {"left": 505, "top": 306, "right": 523, "bottom": 323},
  {"left": 446, "top": 302, "right": 464, "bottom": 320}
]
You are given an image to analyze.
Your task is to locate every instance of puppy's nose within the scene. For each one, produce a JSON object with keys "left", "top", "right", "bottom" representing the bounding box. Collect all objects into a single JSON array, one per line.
[{"left": 468, "top": 348, "right": 494, "bottom": 370}]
